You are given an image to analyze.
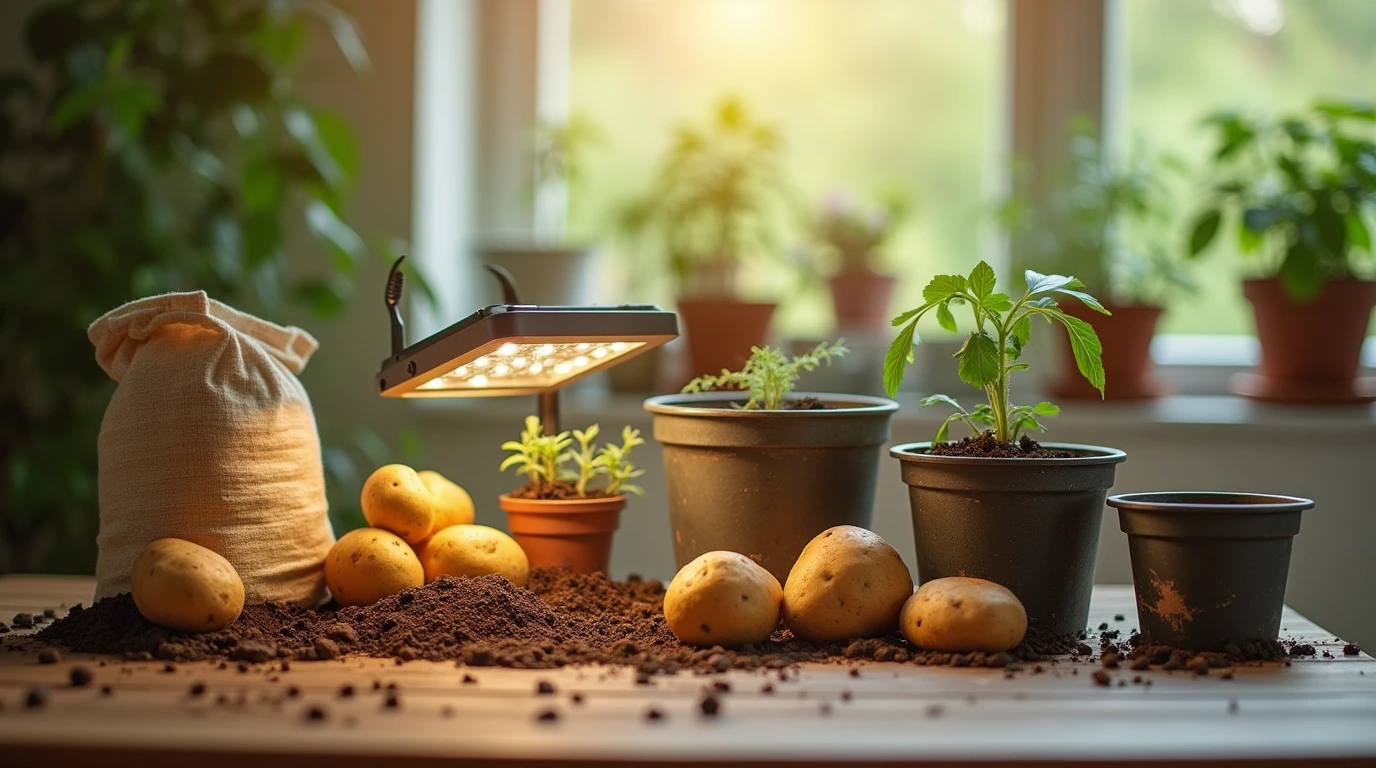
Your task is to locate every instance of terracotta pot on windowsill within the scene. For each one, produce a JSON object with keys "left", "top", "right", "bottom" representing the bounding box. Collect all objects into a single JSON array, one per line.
[
  {"left": 500, "top": 494, "right": 626, "bottom": 575},
  {"left": 1051, "top": 301, "right": 1168, "bottom": 400},
  {"left": 1232, "top": 277, "right": 1376, "bottom": 404},
  {"left": 675, "top": 298, "right": 776, "bottom": 381},
  {"left": 828, "top": 269, "right": 897, "bottom": 331}
]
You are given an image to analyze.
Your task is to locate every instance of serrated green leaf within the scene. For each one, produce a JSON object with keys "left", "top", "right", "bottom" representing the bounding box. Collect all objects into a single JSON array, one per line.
[
  {"left": 936, "top": 301, "right": 957, "bottom": 332},
  {"left": 1032, "top": 401, "right": 1061, "bottom": 416},
  {"left": 922, "top": 274, "right": 967, "bottom": 304},
  {"left": 969, "top": 405, "right": 997, "bottom": 425},
  {"left": 890, "top": 301, "right": 935, "bottom": 327},
  {"left": 983, "top": 292, "right": 1013, "bottom": 312},
  {"left": 1054, "top": 287, "right": 1110, "bottom": 315},
  {"left": 956, "top": 331, "right": 1000, "bottom": 390},
  {"left": 1024, "top": 270, "right": 1083, "bottom": 295},
  {"left": 968, "top": 261, "right": 996, "bottom": 300},
  {"left": 919, "top": 394, "right": 963, "bottom": 411},
  {"left": 883, "top": 321, "right": 919, "bottom": 397},
  {"left": 1189, "top": 209, "right": 1222, "bottom": 257},
  {"left": 1040, "top": 310, "right": 1106, "bottom": 395},
  {"left": 1011, "top": 315, "right": 1032, "bottom": 350}
]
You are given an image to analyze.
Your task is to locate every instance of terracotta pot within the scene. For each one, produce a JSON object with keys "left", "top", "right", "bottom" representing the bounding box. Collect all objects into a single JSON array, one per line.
[
  {"left": 499, "top": 494, "right": 626, "bottom": 574},
  {"left": 676, "top": 299, "right": 775, "bottom": 379},
  {"left": 828, "top": 271, "right": 897, "bottom": 331},
  {"left": 1234, "top": 278, "right": 1376, "bottom": 404},
  {"left": 1052, "top": 302, "right": 1167, "bottom": 400},
  {"left": 1109, "top": 492, "right": 1313, "bottom": 651},
  {"left": 892, "top": 442, "right": 1127, "bottom": 637}
]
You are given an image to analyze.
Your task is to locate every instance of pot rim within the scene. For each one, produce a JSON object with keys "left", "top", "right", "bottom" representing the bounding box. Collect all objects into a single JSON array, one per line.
[
  {"left": 644, "top": 391, "right": 899, "bottom": 417},
  {"left": 891, "top": 441, "right": 1127, "bottom": 466},
  {"left": 1108, "top": 491, "right": 1314, "bottom": 514}
]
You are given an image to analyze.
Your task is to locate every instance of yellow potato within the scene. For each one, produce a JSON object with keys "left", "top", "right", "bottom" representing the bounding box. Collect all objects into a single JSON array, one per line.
[
  {"left": 361, "top": 464, "right": 437, "bottom": 544},
  {"left": 900, "top": 577, "right": 1027, "bottom": 652},
  {"left": 418, "top": 470, "right": 475, "bottom": 529},
  {"left": 782, "top": 525, "right": 913, "bottom": 644},
  {"left": 130, "top": 538, "right": 245, "bottom": 632},
  {"left": 324, "top": 528, "right": 424, "bottom": 606},
  {"left": 418, "top": 525, "right": 529, "bottom": 588},
  {"left": 664, "top": 551, "right": 783, "bottom": 647}
]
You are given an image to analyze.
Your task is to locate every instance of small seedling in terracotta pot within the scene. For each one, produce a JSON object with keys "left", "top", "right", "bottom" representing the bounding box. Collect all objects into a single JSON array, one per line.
[
  {"left": 498, "top": 416, "right": 645, "bottom": 574},
  {"left": 645, "top": 340, "right": 899, "bottom": 583},
  {"left": 885, "top": 261, "right": 1128, "bottom": 637}
]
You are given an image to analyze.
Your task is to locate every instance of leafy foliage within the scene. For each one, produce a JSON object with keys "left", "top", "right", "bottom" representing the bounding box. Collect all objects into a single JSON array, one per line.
[
  {"left": 682, "top": 340, "right": 848, "bottom": 410},
  {"left": 0, "top": 0, "right": 424, "bottom": 573},
  {"left": 618, "top": 95, "right": 794, "bottom": 296},
  {"left": 811, "top": 188, "right": 912, "bottom": 275},
  {"left": 499, "top": 417, "right": 646, "bottom": 499},
  {"left": 1187, "top": 99, "right": 1376, "bottom": 301},
  {"left": 885, "top": 262, "right": 1108, "bottom": 444},
  {"left": 1000, "top": 123, "right": 1195, "bottom": 306}
]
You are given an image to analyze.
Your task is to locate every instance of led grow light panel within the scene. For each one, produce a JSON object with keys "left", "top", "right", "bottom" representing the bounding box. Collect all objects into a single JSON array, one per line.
[{"left": 415, "top": 340, "right": 643, "bottom": 394}]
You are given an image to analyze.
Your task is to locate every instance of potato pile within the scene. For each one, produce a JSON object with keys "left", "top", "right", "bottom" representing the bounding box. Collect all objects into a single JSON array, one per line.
[
  {"left": 325, "top": 464, "right": 529, "bottom": 606},
  {"left": 664, "top": 525, "right": 1028, "bottom": 654}
]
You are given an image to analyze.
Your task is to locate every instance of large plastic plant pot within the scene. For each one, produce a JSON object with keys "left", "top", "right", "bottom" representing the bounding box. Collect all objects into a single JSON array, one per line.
[
  {"left": 892, "top": 442, "right": 1127, "bottom": 637},
  {"left": 1108, "top": 491, "right": 1313, "bottom": 651},
  {"left": 645, "top": 392, "right": 898, "bottom": 583}
]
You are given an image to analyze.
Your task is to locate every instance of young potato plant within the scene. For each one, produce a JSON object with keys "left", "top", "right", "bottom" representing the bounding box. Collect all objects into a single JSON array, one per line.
[
  {"left": 682, "top": 340, "right": 848, "bottom": 410},
  {"left": 883, "top": 261, "right": 1109, "bottom": 444},
  {"left": 500, "top": 416, "right": 646, "bottom": 498}
]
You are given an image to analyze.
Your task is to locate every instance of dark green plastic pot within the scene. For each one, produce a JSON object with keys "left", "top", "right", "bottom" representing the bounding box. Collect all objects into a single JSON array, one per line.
[
  {"left": 891, "top": 442, "right": 1127, "bottom": 637},
  {"left": 645, "top": 392, "right": 899, "bottom": 583},
  {"left": 1108, "top": 491, "right": 1314, "bottom": 651}
]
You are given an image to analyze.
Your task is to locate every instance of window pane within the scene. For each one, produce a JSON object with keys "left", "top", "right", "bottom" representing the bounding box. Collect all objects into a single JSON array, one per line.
[
  {"left": 569, "top": 0, "right": 1005, "bottom": 337},
  {"left": 1123, "top": 0, "right": 1376, "bottom": 335}
]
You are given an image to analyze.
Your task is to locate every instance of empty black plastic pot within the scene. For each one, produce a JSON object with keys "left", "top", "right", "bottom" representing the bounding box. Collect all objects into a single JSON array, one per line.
[
  {"left": 645, "top": 392, "right": 898, "bottom": 583},
  {"left": 1108, "top": 491, "right": 1314, "bottom": 651},
  {"left": 892, "top": 442, "right": 1127, "bottom": 637}
]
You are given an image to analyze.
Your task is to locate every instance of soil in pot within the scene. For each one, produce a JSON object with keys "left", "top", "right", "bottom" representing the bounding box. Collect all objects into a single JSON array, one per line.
[
  {"left": 1052, "top": 302, "right": 1168, "bottom": 400},
  {"left": 501, "top": 482, "right": 625, "bottom": 575},
  {"left": 927, "top": 432, "right": 1074, "bottom": 459},
  {"left": 646, "top": 392, "right": 898, "bottom": 583},
  {"left": 1235, "top": 278, "right": 1376, "bottom": 404},
  {"left": 893, "top": 440, "right": 1127, "bottom": 638},
  {"left": 1109, "top": 491, "right": 1314, "bottom": 651}
]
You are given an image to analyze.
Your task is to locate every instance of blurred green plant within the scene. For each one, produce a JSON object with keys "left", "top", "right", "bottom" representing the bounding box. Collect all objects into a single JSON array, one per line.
[
  {"left": 1187, "top": 99, "right": 1376, "bottom": 301},
  {"left": 810, "top": 187, "right": 912, "bottom": 277},
  {"left": 0, "top": 0, "right": 428, "bottom": 573},
  {"left": 1002, "top": 122, "right": 1195, "bottom": 307},
  {"left": 617, "top": 94, "right": 795, "bottom": 297},
  {"left": 529, "top": 111, "right": 602, "bottom": 240}
]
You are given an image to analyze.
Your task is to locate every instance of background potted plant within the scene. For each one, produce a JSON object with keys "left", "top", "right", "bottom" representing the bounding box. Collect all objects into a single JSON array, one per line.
[
  {"left": 498, "top": 416, "right": 645, "bottom": 574},
  {"left": 1003, "top": 127, "right": 1195, "bottom": 400},
  {"left": 1108, "top": 491, "right": 1314, "bottom": 651},
  {"left": 620, "top": 95, "right": 794, "bottom": 380},
  {"left": 644, "top": 340, "right": 898, "bottom": 582},
  {"left": 885, "top": 262, "right": 1127, "bottom": 636},
  {"left": 483, "top": 113, "right": 603, "bottom": 306},
  {"left": 812, "top": 188, "right": 912, "bottom": 332},
  {"left": 1188, "top": 100, "right": 1376, "bottom": 403}
]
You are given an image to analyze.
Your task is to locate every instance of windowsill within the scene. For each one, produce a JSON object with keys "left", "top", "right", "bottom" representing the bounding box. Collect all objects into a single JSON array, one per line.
[{"left": 411, "top": 389, "right": 1376, "bottom": 434}]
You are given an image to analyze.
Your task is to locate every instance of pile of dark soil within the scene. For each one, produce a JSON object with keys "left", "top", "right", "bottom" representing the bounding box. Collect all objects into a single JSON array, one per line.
[
  {"left": 928, "top": 432, "right": 1075, "bottom": 459},
  {"left": 781, "top": 397, "right": 831, "bottom": 411},
  {"left": 38, "top": 569, "right": 1072, "bottom": 671},
  {"left": 1094, "top": 629, "right": 1290, "bottom": 673}
]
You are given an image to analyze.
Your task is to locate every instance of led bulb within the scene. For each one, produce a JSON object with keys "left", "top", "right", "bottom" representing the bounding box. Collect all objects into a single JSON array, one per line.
[
  {"left": 473, "top": 356, "right": 490, "bottom": 368},
  {"left": 512, "top": 357, "right": 527, "bottom": 369},
  {"left": 592, "top": 348, "right": 608, "bottom": 359},
  {"left": 573, "top": 356, "right": 589, "bottom": 367},
  {"left": 454, "top": 365, "right": 468, "bottom": 377},
  {"left": 494, "top": 363, "right": 510, "bottom": 375},
  {"left": 497, "top": 343, "right": 519, "bottom": 357},
  {"left": 610, "top": 342, "right": 627, "bottom": 352},
  {"left": 530, "top": 362, "right": 544, "bottom": 374},
  {"left": 554, "top": 362, "right": 572, "bottom": 375},
  {"left": 575, "top": 343, "right": 590, "bottom": 351},
  {"left": 536, "top": 344, "right": 555, "bottom": 357},
  {"left": 469, "top": 374, "right": 489, "bottom": 388}
]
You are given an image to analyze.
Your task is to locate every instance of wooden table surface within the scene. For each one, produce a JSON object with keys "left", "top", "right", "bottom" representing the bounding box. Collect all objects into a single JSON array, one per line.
[{"left": 0, "top": 575, "right": 1372, "bottom": 768}]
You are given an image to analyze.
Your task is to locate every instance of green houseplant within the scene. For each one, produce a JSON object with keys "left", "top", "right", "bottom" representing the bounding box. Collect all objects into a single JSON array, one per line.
[
  {"left": 645, "top": 340, "right": 898, "bottom": 582},
  {"left": 498, "top": 416, "right": 646, "bottom": 574},
  {"left": 1004, "top": 127, "right": 1194, "bottom": 399},
  {"left": 1188, "top": 100, "right": 1376, "bottom": 403},
  {"left": 484, "top": 113, "right": 603, "bottom": 306},
  {"left": 0, "top": 0, "right": 422, "bottom": 574},
  {"left": 620, "top": 95, "right": 794, "bottom": 378},
  {"left": 812, "top": 189, "right": 911, "bottom": 331},
  {"left": 884, "top": 262, "right": 1127, "bottom": 636}
]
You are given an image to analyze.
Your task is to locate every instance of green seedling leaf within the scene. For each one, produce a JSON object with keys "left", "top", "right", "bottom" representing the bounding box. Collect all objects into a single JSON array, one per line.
[
  {"left": 919, "top": 394, "right": 964, "bottom": 411},
  {"left": 923, "top": 274, "right": 967, "bottom": 304},
  {"left": 1054, "top": 287, "right": 1110, "bottom": 315},
  {"left": 936, "top": 301, "right": 957, "bottom": 333},
  {"left": 968, "top": 261, "right": 996, "bottom": 300},
  {"left": 1024, "top": 269, "right": 1083, "bottom": 296},
  {"left": 1033, "top": 401, "right": 1060, "bottom": 416},
  {"left": 1046, "top": 311, "right": 1106, "bottom": 395},
  {"left": 884, "top": 321, "right": 919, "bottom": 397},
  {"left": 1188, "top": 209, "right": 1222, "bottom": 256},
  {"left": 956, "top": 331, "right": 1000, "bottom": 390},
  {"left": 983, "top": 293, "right": 1013, "bottom": 312}
]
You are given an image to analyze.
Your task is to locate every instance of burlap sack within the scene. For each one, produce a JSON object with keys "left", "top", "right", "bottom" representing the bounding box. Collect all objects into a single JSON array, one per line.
[{"left": 88, "top": 291, "right": 334, "bottom": 605}]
